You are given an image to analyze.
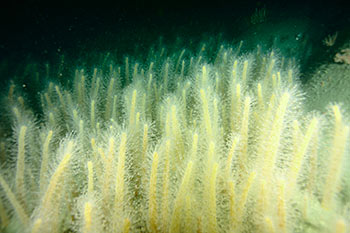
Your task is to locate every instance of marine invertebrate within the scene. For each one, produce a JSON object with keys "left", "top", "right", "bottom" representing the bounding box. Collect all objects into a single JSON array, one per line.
[
  {"left": 334, "top": 48, "right": 350, "bottom": 64},
  {"left": 0, "top": 42, "right": 349, "bottom": 233}
]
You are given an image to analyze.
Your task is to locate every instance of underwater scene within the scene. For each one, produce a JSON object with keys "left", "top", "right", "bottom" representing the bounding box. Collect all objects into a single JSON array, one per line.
[{"left": 0, "top": 2, "right": 349, "bottom": 233}]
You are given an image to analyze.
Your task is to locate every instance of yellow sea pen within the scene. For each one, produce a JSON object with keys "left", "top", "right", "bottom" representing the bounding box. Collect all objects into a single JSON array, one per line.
[
  {"left": 115, "top": 132, "right": 127, "bottom": 212},
  {"left": 83, "top": 202, "right": 93, "bottom": 233},
  {"left": 0, "top": 175, "right": 29, "bottom": 226},
  {"left": 288, "top": 117, "right": 318, "bottom": 195},
  {"left": 149, "top": 151, "right": 159, "bottom": 232},
  {"left": 31, "top": 218, "right": 42, "bottom": 233},
  {"left": 123, "top": 218, "right": 131, "bottom": 233},
  {"left": 322, "top": 106, "right": 349, "bottom": 209},
  {"left": 129, "top": 90, "right": 137, "bottom": 126},
  {"left": 160, "top": 140, "right": 171, "bottom": 232},
  {"left": 87, "top": 161, "right": 94, "bottom": 196},
  {"left": 239, "top": 96, "right": 251, "bottom": 172},
  {"left": 15, "top": 126, "right": 27, "bottom": 206},
  {"left": 277, "top": 180, "right": 287, "bottom": 233},
  {"left": 237, "top": 171, "right": 256, "bottom": 224},
  {"left": 169, "top": 161, "right": 193, "bottom": 233},
  {"left": 200, "top": 89, "right": 213, "bottom": 139},
  {"left": 262, "top": 92, "right": 290, "bottom": 182},
  {"left": 40, "top": 130, "right": 53, "bottom": 194},
  {"left": 207, "top": 163, "right": 219, "bottom": 233},
  {"left": 41, "top": 141, "right": 73, "bottom": 210}
]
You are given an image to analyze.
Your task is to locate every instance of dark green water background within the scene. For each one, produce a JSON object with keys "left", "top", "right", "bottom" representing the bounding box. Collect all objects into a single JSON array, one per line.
[{"left": 0, "top": 0, "right": 348, "bottom": 91}]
